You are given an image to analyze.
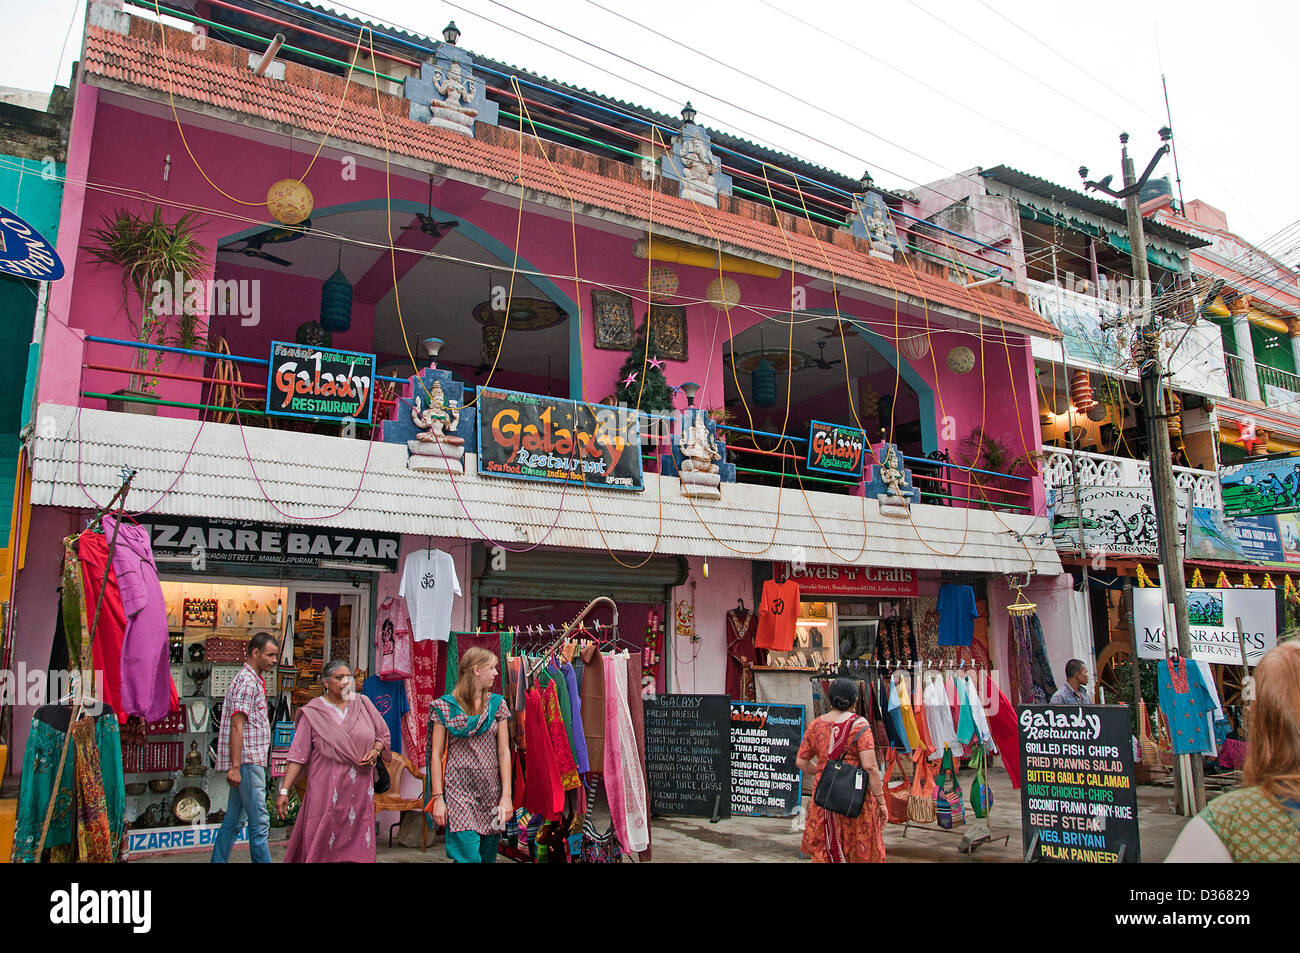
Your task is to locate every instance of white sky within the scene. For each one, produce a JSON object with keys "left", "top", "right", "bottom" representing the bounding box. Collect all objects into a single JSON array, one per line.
[{"left": 6, "top": 0, "right": 1298, "bottom": 251}]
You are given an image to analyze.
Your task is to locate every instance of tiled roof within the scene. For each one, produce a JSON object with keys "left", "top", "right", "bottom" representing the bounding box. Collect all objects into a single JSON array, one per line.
[
  {"left": 81, "top": 22, "right": 1057, "bottom": 337},
  {"left": 32, "top": 403, "right": 1059, "bottom": 575}
]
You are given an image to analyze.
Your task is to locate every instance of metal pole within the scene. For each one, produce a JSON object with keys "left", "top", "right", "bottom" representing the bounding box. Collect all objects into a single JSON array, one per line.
[{"left": 1122, "top": 137, "right": 1204, "bottom": 815}]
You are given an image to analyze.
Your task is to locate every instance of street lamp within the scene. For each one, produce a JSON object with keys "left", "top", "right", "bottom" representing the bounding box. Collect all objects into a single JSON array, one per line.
[
  {"left": 680, "top": 102, "right": 697, "bottom": 125},
  {"left": 442, "top": 21, "right": 461, "bottom": 45}
]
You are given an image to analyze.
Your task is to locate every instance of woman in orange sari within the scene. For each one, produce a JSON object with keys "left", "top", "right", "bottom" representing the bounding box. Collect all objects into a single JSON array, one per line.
[{"left": 796, "top": 677, "right": 887, "bottom": 863}]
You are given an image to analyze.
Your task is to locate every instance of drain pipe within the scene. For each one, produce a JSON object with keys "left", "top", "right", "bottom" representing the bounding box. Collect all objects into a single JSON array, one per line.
[
  {"left": 253, "top": 34, "right": 286, "bottom": 76},
  {"left": 963, "top": 270, "right": 1004, "bottom": 289}
]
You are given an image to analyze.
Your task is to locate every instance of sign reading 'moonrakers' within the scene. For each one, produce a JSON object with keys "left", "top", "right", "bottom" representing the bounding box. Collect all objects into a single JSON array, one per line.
[
  {"left": 1132, "top": 587, "right": 1278, "bottom": 665},
  {"left": 1050, "top": 485, "right": 1188, "bottom": 556}
]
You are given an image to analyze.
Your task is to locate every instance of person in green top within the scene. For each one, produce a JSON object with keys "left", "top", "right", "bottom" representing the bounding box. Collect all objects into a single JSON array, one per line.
[{"left": 1166, "top": 641, "right": 1300, "bottom": 862}]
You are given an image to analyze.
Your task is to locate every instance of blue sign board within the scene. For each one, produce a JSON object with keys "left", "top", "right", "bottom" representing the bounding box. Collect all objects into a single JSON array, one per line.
[
  {"left": 806, "top": 419, "right": 866, "bottom": 478},
  {"left": 1230, "top": 514, "right": 1286, "bottom": 564},
  {"left": 0, "top": 204, "right": 64, "bottom": 280}
]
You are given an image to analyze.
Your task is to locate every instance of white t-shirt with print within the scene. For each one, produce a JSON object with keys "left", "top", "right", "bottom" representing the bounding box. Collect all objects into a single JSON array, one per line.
[{"left": 399, "top": 549, "right": 461, "bottom": 642}]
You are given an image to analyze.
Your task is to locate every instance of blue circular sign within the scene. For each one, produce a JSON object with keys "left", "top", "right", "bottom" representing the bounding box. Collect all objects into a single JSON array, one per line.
[{"left": 0, "top": 205, "right": 64, "bottom": 281}]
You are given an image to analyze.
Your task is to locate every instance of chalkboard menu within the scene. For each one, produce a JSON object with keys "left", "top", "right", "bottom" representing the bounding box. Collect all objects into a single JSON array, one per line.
[
  {"left": 1019, "top": 705, "right": 1141, "bottom": 863},
  {"left": 730, "top": 702, "right": 804, "bottom": 817},
  {"left": 644, "top": 694, "right": 732, "bottom": 818}
]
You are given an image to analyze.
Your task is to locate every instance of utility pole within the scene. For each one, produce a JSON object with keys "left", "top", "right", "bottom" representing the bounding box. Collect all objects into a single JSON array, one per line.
[{"left": 1082, "top": 130, "right": 1204, "bottom": 815}]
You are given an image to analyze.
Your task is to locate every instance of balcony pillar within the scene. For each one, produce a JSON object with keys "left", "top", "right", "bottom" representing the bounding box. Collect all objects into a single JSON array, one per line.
[{"left": 1232, "top": 315, "right": 1261, "bottom": 402}]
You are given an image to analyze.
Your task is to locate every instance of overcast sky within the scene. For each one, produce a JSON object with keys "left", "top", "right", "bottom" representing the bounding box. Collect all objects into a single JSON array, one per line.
[{"left": 7, "top": 0, "right": 1297, "bottom": 251}]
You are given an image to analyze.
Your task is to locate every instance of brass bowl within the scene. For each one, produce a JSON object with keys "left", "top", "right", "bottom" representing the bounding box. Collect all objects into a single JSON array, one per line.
[
  {"left": 125, "top": 782, "right": 147, "bottom": 796},
  {"left": 148, "top": 778, "right": 174, "bottom": 793}
]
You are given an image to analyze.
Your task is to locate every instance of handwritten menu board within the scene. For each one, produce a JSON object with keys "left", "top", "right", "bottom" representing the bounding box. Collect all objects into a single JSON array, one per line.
[
  {"left": 644, "top": 694, "right": 731, "bottom": 818},
  {"left": 1019, "top": 705, "right": 1141, "bottom": 863},
  {"left": 730, "top": 702, "right": 804, "bottom": 817}
]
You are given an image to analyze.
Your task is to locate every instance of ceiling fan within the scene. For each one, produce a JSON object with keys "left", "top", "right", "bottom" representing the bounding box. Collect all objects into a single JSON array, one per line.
[
  {"left": 813, "top": 340, "right": 843, "bottom": 370},
  {"left": 402, "top": 178, "right": 460, "bottom": 238},
  {"left": 217, "top": 223, "right": 309, "bottom": 267}
]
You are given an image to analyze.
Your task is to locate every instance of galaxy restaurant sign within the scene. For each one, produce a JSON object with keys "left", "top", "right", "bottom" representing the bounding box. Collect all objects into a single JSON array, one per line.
[
  {"left": 477, "top": 387, "right": 643, "bottom": 490},
  {"left": 1132, "top": 587, "right": 1277, "bottom": 665},
  {"left": 806, "top": 420, "right": 866, "bottom": 478},
  {"left": 266, "top": 341, "right": 375, "bottom": 423}
]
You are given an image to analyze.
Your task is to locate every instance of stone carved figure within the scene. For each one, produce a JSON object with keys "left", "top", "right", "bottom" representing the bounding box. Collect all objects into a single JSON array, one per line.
[
  {"left": 678, "top": 412, "right": 722, "bottom": 499},
  {"left": 408, "top": 381, "right": 466, "bottom": 472},
  {"left": 879, "top": 445, "right": 905, "bottom": 499},
  {"left": 680, "top": 135, "right": 716, "bottom": 196},
  {"left": 428, "top": 60, "right": 478, "bottom": 133}
]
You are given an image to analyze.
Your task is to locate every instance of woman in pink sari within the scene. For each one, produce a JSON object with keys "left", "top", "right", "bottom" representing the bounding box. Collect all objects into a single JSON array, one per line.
[{"left": 276, "top": 661, "right": 390, "bottom": 862}]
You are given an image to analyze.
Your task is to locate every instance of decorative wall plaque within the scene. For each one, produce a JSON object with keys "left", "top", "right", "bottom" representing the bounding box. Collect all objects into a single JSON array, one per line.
[
  {"left": 592, "top": 288, "right": 634, "bottom": 350},
  {"left": 648, "top": 305, "right": 688, "bottom": 361}
]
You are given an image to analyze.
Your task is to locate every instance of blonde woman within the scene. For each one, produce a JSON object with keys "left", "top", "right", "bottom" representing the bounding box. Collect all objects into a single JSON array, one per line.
[
  {"left": 427, "top": 647, "right": 513, "bottom": 863},
  {"left": 1166, "top": 641, "right": 1300, "bottom": 862}
]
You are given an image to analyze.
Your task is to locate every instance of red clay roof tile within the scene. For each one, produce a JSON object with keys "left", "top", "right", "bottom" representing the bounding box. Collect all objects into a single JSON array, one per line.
[{"left": 81, "top": 23, "right": 1056, "bottom": 338}]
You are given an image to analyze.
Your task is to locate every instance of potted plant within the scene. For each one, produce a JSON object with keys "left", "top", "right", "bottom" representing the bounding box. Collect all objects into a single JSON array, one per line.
[{"left": 84, "top": 206, "right": 209, "bottom": 412}]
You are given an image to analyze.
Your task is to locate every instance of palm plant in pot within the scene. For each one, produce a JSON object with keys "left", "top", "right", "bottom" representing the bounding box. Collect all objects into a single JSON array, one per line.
[{"left": 84, "top": 206, "right": 209, "bottom": 412}]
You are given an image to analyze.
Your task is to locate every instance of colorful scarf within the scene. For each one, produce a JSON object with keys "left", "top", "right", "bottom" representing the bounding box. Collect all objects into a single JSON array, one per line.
[{"left": 431, "top": 693, "right": 503, "bottom": 738}]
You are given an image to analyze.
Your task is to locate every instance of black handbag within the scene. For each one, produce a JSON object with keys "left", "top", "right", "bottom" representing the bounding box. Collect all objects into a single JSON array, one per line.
[
  {"left": 374, "top": 758, "right": 390, "bottom": 794},
  {"left": 812, "top": 719, "right": 872, "bottom": 818}
]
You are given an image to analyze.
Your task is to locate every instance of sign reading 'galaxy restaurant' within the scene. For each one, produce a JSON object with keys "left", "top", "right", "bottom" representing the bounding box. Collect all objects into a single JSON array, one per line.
[
  {"left": 266, "top": 341, "right": 375, "bottom": 423},
  {"left": 477, "top": 387, "right": 643, "bottom": 490}
]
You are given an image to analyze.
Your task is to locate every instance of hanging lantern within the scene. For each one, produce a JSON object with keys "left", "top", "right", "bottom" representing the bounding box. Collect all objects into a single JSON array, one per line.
[
  {"left": 705, "top": 276, "right": 741, "bottom": 308},
  {"left": 751, "top": 355, "right": 776, "bottom": 407},
  {"left": 946, "top": 345, "right": 976, "bottom": 375},
  {"left": 642, "top": 265, "right": 678, "bottom": 302},
  {"left": 1069, "top": 370, "right": 1096, "bottom": 410},
  {"left": 319, "top": 264, "right": 353, "bottom": 333},
  {"left": 481, "top": 323, "right": 503, "bottom": 362},
  {"left": 899, "top": 333, "right": 930, "bottom": 361},
  {"left": 296, "top": 320, "right": 332, "bottom": 347},
  {"left": 1166, "top": 394, "right": 1183, "bottom": 438},
  {"left": 266, "top": 178, "right": 314, "bottom": 225}
]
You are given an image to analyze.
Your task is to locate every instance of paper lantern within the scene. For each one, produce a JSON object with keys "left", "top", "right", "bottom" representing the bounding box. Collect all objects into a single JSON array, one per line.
[
  {"left": 642, "top": 265, "right": 678, "bottom": 302},
  {"left": 1069, "top": 370, "right": 1096, "bottom": 410},
  {"left": 751, "top": 356, "right": 776, "bottom": 407},
  {"left": 319, "top": 267, "right": 353, "bottom": 333},
  {"left": 705, "top": 276, "right": 741, "bottom": 308},
  {"left": 946, "top": 345, "right": 975, "bottom": 375},
  {"left": 267, "top": 178, "right": 314, "bottom": 225},
  {"left": 899, "top": 333, "right": 930, "bottom": 361}
]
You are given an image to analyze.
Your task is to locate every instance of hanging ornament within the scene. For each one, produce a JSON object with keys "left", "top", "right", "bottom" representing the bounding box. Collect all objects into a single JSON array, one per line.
[
  {"left": 319, "top": 246, "right": 353, "bottom": 333},
  {"left": 1190, "top": 568, "right": 1205, "bottom": 588},
  {"left": 705, "top": 276, "right": 741, "bottom": 308},
  {"left": 1216, "top": 571, "right": 1231, "bottom": 589},
  {"left": 899, "top": 333, "right": 930, "bottom": 362},
  {"left": 1241, "top": 573, "right": 1254, "bottom": 588},
  {"left": 295, "top": 320, "right": 332, "bottom": 347},
  {"left": 642, "top": 265, "right": 678, "bottom": 302},
  {"left": 1262, "top": 573, "right": 1276, "bottom": 589},
  {"left": 1135, "top": 564, "right": 1155, "bottom": 588},
  {"left": 946, "top": 345, "right": 976, "bottom": 375},
  {"left": 266, "top": 178, "right": 314, "bottom": 225},
  {"left": 1069, "top": 369, "right": 1097, "bottom": 410},
  {"left": 751, "top": 355, "right": 776, "bottom": 407}
]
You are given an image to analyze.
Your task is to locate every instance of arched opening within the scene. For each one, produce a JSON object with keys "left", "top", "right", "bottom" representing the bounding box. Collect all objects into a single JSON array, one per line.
[{"left": 205, "top": 199, "right": 581, "bottom": 432}]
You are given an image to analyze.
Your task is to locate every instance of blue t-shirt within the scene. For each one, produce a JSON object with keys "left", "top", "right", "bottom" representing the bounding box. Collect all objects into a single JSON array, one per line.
[
  {"left": 362, "top": 676, "right": 409, "bottom": 755},
  {"left": 937, "top": 584, "right": 978, "bottom": 646}
]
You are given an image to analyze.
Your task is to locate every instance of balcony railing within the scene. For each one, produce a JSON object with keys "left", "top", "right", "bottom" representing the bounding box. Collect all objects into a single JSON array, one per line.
[
  {"left": 82, "top": 335, "right": 1033, "bottom": 511},
  {"left": 1224, "top": 352, "right": 1300, "bottom": 411},
  {"left": 1041, "top": 446, "right": 1221, "bottom": 510}
]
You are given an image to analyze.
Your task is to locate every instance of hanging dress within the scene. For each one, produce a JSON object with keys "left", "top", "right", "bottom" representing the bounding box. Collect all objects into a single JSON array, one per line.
[
  {"left": 923, "top": 670, "right": 961, "bottom": 762},
  {"left": 604, "top": 652, "right": 649, "bottom": 854}
]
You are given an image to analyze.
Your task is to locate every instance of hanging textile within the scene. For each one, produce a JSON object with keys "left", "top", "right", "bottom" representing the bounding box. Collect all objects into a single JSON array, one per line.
[
  {"left": 560, "top": 662, "right": 590, "bottom": 774},
  {"left": 401, "top": 637, "right": 440, "bottom": 765},
  {"left": 12, "top": 709, "right": 125, "bottom": 863},
  {"left": 973, "top": 671, "right": 1022, "bottom": 788},
  {"left": 604, "top": 652, "right": 649, "bottom": 854},
  {"left": 1010, "top": 611, "right": 1057, "bottom": 705},
  {"left": 523, "top": 687, "right": 564, "bottom": 820},
  {"left": 1157, "top": 656, "right": 1218, "bottom": 755},
  {"left": 77, "top": 530, "right": 129, "bottom": 724},
  {"left": 725, "top": 608, "right": 757, "bottom": 702},
  {"left": 579, "top": 643, "right": 606, "bottom": 768},
  {"left": 922, "top": 671, "right": 960, "bottom": 761}
]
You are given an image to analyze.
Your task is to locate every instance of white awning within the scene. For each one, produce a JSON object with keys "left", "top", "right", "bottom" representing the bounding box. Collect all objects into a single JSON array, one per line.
[{"left": 31, "top": 403, "right": 1060, "bottom": 576}]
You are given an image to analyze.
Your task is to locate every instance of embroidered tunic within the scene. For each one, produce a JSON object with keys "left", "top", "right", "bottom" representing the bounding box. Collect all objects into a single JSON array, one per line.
[{"left": 1156, "top": 657, "right": 1217, "bottom": 755}]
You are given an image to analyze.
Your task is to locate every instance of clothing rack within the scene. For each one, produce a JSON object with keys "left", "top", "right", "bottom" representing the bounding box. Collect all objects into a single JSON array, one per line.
[{"left": 525, "top": 596, "right": 620, "bottom": 679}]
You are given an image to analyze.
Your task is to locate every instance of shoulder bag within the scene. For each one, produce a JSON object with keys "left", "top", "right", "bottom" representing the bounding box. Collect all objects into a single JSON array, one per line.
[
  {"left": 812, "top": 718, "right": 872, "bottom": 818},
  {"left": 882, "top": 749, "right": 911, "bottom": 825},
  {"left": 970, "top": 741, "right": 993, "bottom": 818},
  {"left": 907, "top": 746, "right": 937, "bottom": 824},
  {"left": 934, "top": 745, "right": 966, "bottom": 829}
]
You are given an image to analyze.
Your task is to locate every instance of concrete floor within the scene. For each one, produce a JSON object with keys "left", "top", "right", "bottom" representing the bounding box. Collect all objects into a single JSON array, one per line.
[{"left": 130, "top": 765, "right": 1197, "bottom": 863}]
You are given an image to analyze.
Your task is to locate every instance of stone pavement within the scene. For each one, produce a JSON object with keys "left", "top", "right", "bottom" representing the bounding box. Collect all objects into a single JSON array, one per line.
[{"left": 130, "top": 765, "right": 1197, "bottom": 863}]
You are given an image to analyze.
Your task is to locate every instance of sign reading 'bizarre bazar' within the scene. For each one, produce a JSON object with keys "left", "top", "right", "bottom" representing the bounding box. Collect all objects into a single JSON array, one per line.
[
  {"left": 140, "top": 516, "right": 400, "bottom": 572},
  {"left": 266, "top": 341, "right": 375, "bottom": 422},
  {"left": 806, "top": 420, "right": 866, "bottom": 478},
  {"left": 780, "top": 563, "right": 918, "bottom": 598},
  {"left": 476, "top": 387, "right": 643, "bottom": 490}
]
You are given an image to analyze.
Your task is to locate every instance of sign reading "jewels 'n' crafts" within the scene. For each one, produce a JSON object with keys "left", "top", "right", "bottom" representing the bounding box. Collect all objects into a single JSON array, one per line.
[
  {"left": 266, "top": 341, "right": 374, "bottom": 422},
  {"left": 476, "top": 387, "right": 643, "bottom": 491},
  {"left": 806, "top": 420, "right": 866, "bottom": 478}
]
